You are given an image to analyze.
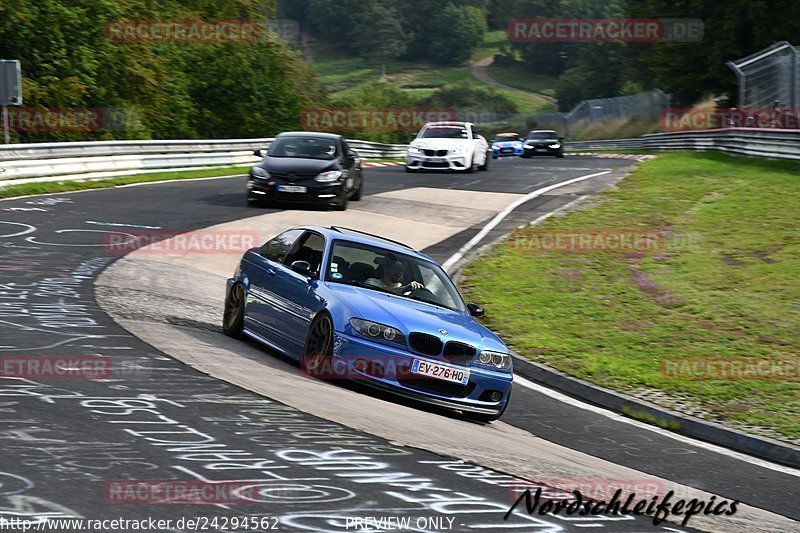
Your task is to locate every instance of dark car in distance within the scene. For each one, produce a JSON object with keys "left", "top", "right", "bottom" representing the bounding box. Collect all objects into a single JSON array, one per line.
[
  {"left": 521, "top": 130, "right": 565, "bottom": 158},
  {"left": 248, "top": 132, "right": 364, "bottom": 210}
]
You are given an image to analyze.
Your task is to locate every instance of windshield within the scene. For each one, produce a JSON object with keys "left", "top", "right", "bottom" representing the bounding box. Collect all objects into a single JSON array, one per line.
[
  {"left": 326, "top": 241, "right": 466, "bottom": 313},
  {"left": 268, "top": 137, "right": 338, "bottom": 159},
  {"left": 493, "top": 134, "right": 520, "bottom": 142},
  {"left": 420, "top": 126, "right": 469, "bottom": 139},
  {"left": 526, "top": 131, "right": 558, "bottom": 140}
]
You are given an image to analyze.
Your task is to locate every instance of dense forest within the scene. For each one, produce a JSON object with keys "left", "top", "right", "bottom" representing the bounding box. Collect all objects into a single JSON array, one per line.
[{"left": 1, "top": 0, "right": 799, "bottom": 141}]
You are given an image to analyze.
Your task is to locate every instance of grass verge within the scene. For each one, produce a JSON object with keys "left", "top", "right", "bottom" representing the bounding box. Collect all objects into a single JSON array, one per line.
[
  {"left": 460, "top": 152, "right": 800, "bottom": 439},
  {"left": 0, "top": 167, "right": 249, "bottom": 200}
]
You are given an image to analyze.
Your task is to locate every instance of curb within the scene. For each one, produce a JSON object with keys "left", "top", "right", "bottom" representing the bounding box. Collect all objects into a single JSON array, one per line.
[
  {"left": 510, "top": 354, "right": 800, "bottom": 469},
  {"left": 567, "top": 152, "right": 656, "bottom": 160},
  {"left": 361, "top": 161, "right": 404, "bottom": 168}
]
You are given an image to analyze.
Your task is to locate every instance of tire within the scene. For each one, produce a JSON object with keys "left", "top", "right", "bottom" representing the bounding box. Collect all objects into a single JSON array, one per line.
[
  {"left": 301, "top": 313, "right": 335, "bottom": 379},
  {"left": 223, "top": 282, "right": 246, "bottom": 338},
  {"left": 464, "top": 387, "right": 512, "bottom": 423},
  {"left": 556, "top": 152, "right": 565, "bottom": 158},
  {"left": 334, "top": 190, "right": 348, "bottom": 211},
  {"left": 478, "top": 152, "right": 489, "bottom": 171},
  {"left": 351, "top": 179, "right": 362, "bottom": 201},
  {"left": 404, "top": 165, "right": 416, "bottom": 173},
  {"left": 520, "top": 153, "right": 530, "bottom": 159},
  {"left": 246, "top": 194, "right": 260, "bottom": 207}
]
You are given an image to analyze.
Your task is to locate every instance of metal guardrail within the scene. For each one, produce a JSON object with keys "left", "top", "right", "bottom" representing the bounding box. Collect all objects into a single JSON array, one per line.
[
  {"left": 2, "top": 129, "right": 795, "bottom": 187},
  {"left": 565, "top": 128, "right": 800, "bottom": 160},
  {"left": 0, "top": 138, "right": 408, "bottom": 187}
]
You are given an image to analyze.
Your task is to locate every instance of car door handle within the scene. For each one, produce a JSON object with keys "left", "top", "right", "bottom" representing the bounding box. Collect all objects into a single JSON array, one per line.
[{"left": 265, "top": 268, "right": 276, "bottom": 276}]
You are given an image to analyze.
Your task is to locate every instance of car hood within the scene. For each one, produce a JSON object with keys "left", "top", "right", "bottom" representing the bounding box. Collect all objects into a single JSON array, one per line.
[
  {"left": 326, "top": 283, "right": 507, "bottom": 352},
  {"left": 493, "top": 140, "right": 523, "bottom": 147},
  {"left": 410, "top": 138, "right": 474, "bottom": 151},
  {"left": 260, "top": 156, "right": 338, "bottom": 176}
]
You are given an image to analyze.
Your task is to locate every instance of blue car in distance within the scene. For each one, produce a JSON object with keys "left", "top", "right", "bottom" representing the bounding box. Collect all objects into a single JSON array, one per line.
[
  {"left": 223, "top": 225, "right": 513, "bottom": 422},
  {"left": 491, "top": 132, "right": 524, "bottom": 158}
]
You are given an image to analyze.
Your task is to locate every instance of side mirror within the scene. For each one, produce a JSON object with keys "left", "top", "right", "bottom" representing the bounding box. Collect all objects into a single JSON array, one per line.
[
  {"left": 467, "top": 303, "right": 484, "bottom": 317},
  {"left": 290, "top": 260, "right": 312, "bottom": 276},
  {"left": 254, "top": 149, "right": 265, "bottom": 158},
  {"left": 558, "top": 137, "right": 564, "bottom": 142}
]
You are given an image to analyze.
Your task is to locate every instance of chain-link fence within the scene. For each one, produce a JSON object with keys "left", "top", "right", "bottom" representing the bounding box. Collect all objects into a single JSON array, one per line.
[
  {"left": 458, "top": 90, "right": 670, "bottom": 140},
  {"left": 727, "top": 41, "right": 800, "bottom": 109}
]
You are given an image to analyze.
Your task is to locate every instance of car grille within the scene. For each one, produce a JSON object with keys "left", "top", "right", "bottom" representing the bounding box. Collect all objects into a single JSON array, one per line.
[
  {"left": 409, "top": 333, "right": 443, "bottom": 356},
  {"left": 268, "top": 172, "right": 316, "bottom": 180},
  {"left": 423, "top": 149, "right": 448, "bottom": 157},
  {"left": 421, "top": 162, "right": 449, "bottom": 168},
  {"left": 443, "top": 341, "right": 476, "bottom": 365},
  {"left": 397, "top": 376, "right": 476, "bottom": 398}
]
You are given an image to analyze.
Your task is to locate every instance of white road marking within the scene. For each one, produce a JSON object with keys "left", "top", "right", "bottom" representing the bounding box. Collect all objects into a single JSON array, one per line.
[
  {"left": 441, "top": 170, "right": 612, "bottom": 272},
  {"left": 513, "top": 375, "right": 800, "bottom": 478},
  {"left": 521, "top": 194, "right": 590, "bottom": 228}
]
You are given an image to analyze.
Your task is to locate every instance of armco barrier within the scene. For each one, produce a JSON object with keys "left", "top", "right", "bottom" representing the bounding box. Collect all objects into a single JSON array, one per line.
[
  {"left": 565, "top": 128, "right": 800, "bottom": 160},
  {"left": 0, "top": 138, "right": 408, "bottom": 187}
]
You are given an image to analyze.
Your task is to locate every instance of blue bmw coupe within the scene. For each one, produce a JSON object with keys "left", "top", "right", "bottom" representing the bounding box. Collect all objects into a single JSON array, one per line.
[{"left": 223, "top": 226, "right": 513, "bottom": 422}]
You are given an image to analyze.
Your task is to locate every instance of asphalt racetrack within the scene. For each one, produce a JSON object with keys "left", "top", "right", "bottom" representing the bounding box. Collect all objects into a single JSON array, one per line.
[{"left": 1, "top": 156, "right": 797, "bottom": 532}]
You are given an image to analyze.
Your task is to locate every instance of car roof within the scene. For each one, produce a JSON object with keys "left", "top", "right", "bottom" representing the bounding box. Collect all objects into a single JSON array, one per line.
[
  {"left": 527, "top": 129, "right": 557, "bottom": 134},
  {"left": 298, "top": 226, "right": 436, "bottom": 263},
  {"left": 495, "top": 132, "right": 520, "bottom": 136},
  {"left": 422, "top": 121, "right": 473, "bottom": 128},
  {"left": 275, "top": 131, "right": 342, "bottom": 140}
]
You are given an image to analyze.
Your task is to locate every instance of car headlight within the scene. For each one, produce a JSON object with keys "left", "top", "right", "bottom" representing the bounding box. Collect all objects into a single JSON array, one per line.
[
  {"left": 549, "top": 143, "right": 561, "bottom": 149},
  {"left": 315, "top": 170, "right": 343, "bottom": 183},
  {"left": 477, "top": 350, "right": 512, "bottom": 370},
  {"left": 408, "top": 146, "right": 423, "bottom": 154},
  {"left": 523, "top": 143, "right": 533, "bottom": 148},
  {"left": 251, "top": 166, "right": 268, "bottom": 179},
  {"left": 350, "top": 318, "right": 405, "bottom": 346},
  {"left": 492, "top": 144, "right": 500, "bottom": 149}
]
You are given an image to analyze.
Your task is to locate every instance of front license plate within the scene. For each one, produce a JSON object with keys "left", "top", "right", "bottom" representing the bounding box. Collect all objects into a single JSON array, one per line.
[
  {"left": 277, "top": 185, "right": 307, "bottom": 193},
  {"left": 425, "top": 158, "right": 444, "bottom": 163},
  {"left": 411, "top": 359, "right": 470, "bottom": 385}
]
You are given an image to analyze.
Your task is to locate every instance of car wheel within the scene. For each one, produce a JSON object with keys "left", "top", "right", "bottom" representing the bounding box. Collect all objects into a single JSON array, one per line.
[
  {"left": 521, "top": 153, "right": 530, "bottom": 159},
  {"left": 222, "top": 282, "right": 246, "bottom": 338},
  {"left": 556, "top": 152, "right": 565, "bottom": 158},
  {"left": 246, "top": 194, "right": 260, "bottom": 207},
  {"left": 478, "top": 152, "right": 489, "bottom": 171},
  {"left": 464, "top": 387, "right": 512, "bottom": 423},
  {"left": 302, "top": 313, "right": 335, "bottom": 378},
  {"left": 351, "top": 179, "right": 363, "bottom": 201},
  {"left": 334, "top": 190, "right": 348, "bottom": 211}
]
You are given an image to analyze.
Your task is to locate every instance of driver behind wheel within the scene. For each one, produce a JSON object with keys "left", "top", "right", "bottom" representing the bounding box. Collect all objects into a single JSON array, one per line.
[{"left": 365, "top": 252, "right": 424, "bottom": 294}]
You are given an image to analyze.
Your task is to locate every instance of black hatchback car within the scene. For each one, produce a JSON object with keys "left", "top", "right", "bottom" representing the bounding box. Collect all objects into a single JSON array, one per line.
[
  {"left": 247, "top": 132, "right": 363, "bottom": 210},
  {"left": 521, "top": 130, "right": 565, "bottom": 158}
]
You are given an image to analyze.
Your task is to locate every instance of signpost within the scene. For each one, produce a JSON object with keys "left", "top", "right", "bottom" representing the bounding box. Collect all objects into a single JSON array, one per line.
[{"left": 0, "top": 60, "right": 23, "bottom": 144}]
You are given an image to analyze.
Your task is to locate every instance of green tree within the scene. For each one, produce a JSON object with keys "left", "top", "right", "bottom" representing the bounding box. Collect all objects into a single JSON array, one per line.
[{"left": 428, "top": 3, "right": 487, "bottom": 65}]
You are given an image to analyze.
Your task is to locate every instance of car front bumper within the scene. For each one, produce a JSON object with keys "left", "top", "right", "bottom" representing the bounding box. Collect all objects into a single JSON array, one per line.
[
  {"left": 492, "top": 146, "right": 523, "bottom": 157},
  {"left": 325, "top": 331, "right": 513, "bottom": 415},
  {"left": 248, "top": 178, "right": 345, "bottom": 205},
  {"left": 523, "top": 145, "right": 563, "bottom": 156},
  {"left": 405, "top": 152, "right": 471, "bottom": 171}
]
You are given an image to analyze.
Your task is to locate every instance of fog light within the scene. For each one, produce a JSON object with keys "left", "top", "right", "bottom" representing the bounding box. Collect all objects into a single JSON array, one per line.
[{"left": 490, "top": 392, "right": 502, "bottom": 402}]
